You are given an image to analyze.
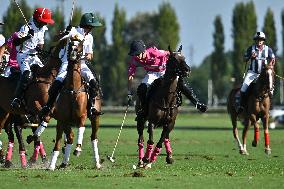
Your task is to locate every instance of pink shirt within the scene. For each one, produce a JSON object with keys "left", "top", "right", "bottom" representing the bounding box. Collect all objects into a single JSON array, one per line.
[
  {"left": 6, "top": 32, "right": 19, "bottom": 68},
  {"left": 128, "top": 46, "right": 169, "bottom": 77}
]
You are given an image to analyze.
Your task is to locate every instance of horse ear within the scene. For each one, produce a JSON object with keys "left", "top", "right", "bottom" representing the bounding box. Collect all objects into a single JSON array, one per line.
[
  {"left": 178, "top": 45, "right": 182, "bottom": 52},
  {"left": 168, "top": 45, "right": 173, "bottom": 54}
]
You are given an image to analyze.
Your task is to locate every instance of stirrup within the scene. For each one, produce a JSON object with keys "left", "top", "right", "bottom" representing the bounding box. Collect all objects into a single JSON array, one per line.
[{"left": 11, "top": 98, "right": 21, "bottom": 109}]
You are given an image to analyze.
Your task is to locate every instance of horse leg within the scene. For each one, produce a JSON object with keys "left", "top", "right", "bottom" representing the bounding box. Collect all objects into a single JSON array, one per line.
[
  {"left": 164, "top": 132, "right": 174, "bottom": 164},
  {"left": 231, "top": 115, "right": 244, "bottom": 153},
  {"left": 262, "top": 114, "right": 271, "bottom": 155},
  {"left": 143, "top": 122, "right": 154, "bottom": 164},
  {"left": 252, "top": 122, "right": 260, "bottom": 147},
  {"left": 30, "top": 127, "right": 47, "bottom": 163},
  {"left": 90, "top": 115, "right": 101, "bottom": 169},
  {"left": 4, "top": 122, "right": 14, "bottom": 168},
  {"left": 13, "top": 122, "right": 27, "bottom": 168},
  {"left": 241, "top": 119, "right": 251, "bottom": 155},
  {"left": 149, "top": 126, "right": 168, "bottom": 164},
  {"left": 73, "top": 126, "right": 85, "bottom": 157},
  {"left": 60, "top": 126, "right": 74, "bottom": 168},
  {"left": 136, "top": 117, "right": 145, "bottom": 167},
  {"left": 48, "top": 122, "right": 64, "bottom": 171}
]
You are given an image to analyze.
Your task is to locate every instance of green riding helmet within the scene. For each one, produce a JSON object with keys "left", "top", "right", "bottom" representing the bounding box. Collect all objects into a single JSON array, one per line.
[{"left": 80, "top": 13, "right": 102, "bottom": 27}]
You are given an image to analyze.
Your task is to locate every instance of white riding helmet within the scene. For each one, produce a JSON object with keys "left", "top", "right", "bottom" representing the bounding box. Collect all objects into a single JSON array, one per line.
[{"left": 253, "top": 31, "right": 266, "bottom": 41}]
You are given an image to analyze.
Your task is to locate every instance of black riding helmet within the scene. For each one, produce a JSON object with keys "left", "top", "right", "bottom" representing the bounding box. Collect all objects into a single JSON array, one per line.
[{"left": 128, "top": 40, "right": 146, "bottom": 56}]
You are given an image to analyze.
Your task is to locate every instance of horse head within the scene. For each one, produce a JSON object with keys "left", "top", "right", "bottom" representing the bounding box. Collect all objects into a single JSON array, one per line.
[
  {"left": 67, "top": 37, "right": 84, "bottom": 62},
  {"left": 255, "top": 64, "right": 274, "bottom": 95},
  {"left": 166, "top": 45, "right": 191, "bottom": 79}
]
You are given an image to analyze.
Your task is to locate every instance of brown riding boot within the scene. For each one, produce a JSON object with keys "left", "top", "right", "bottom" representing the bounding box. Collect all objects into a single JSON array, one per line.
[
  {"left": 135, "top": 83, "right": 148, "bottom": 121},
  {"left": 237, "top": 91, "right": 246, "bottom": 114}
]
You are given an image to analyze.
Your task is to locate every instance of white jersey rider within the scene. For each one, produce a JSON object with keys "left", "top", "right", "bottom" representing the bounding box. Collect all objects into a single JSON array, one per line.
[
  {"left": 40, "top": 13, "right": 102, "bottom": 119},
  {"left": 11, "top": 8, "right": 55, "bottom": 109},
  {"left": 238, "top": 31, "right": 275, "bottom": 113}
]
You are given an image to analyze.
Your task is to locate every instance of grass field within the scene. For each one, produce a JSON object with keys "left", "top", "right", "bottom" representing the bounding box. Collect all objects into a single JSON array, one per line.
[{"left": 0, "top": 113, "right": 283, "bottom": 189}]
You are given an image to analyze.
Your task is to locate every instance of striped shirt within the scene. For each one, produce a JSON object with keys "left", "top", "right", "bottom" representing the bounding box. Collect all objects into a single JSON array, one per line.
[{"left": 245, "top": 45, "right": 275, "bottom": 74}]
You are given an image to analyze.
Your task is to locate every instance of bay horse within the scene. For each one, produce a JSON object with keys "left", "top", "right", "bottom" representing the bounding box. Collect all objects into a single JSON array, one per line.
[
  {"left": 0, "top": 41, "right": 64, "bottom": 168},
  {"left": 227, "top": 64, "right": 274, "bottom": 155},
  {"left": 48, "top": 39, "right": 102, "bottom": 170},
  {"left": 137, "top": 46, "right": 190, "bottom": 168}
]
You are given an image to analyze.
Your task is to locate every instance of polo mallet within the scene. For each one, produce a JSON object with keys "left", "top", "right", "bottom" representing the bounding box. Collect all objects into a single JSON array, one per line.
[
  {"left": 107, "top": 103, "right": 130, "bottom": 163},
  {"left": 13, "top": 0, "right": 29, "bottom": 25}
]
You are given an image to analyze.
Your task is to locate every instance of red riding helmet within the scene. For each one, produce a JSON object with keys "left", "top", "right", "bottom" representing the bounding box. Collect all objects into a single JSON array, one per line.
[{"left": 33, "top": 8, "right": 54, "bottom": 24}]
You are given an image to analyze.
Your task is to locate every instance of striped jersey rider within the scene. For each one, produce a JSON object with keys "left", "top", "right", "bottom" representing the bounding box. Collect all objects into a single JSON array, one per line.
[
  {"left": 11, "top": 8, "right": 55, "bottom": 109},
  {"left": 238, "top": 31, "right": 275, "bottom": 113},
  {"left": 128, "top": 40, "right": 207, "bottom": 121},
  {"left": 40, "top": 13, "right": 102, "bottom": 120}
]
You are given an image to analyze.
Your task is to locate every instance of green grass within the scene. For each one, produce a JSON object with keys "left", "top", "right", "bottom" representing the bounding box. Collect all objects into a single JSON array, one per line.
[{"left": 0, "top": 113, "right": 283, "bottom": 189}]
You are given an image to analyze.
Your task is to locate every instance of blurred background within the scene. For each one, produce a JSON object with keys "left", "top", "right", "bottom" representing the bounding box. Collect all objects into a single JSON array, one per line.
[{"left": 0, "top": 0, "right": 283, "bottom": 107}]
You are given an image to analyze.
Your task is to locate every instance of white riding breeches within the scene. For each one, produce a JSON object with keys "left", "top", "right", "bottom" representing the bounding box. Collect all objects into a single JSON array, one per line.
[
  {"left": 241, "top": 70, "right": 259, "bottom": 92},
  {"left": 17, "top": 53, "right": 43, "bottom": 73},
  {"left": 141, "top": 71, "right": 165, "bottom": 86},
  {"left": 56, "top": 59, "right": 95, "bottom": 83}
]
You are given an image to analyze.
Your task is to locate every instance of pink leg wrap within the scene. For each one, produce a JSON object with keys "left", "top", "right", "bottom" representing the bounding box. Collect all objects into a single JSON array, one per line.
[
  {"left": 264, "top": 132, "right": 270, "bottom": 146},
  {"left": 5, "top": 142, "right": 14, "bottom": 161},
  {"left": 144, "top": 144, "right": 154, "bottom": 160},
  {"left": 254, "top": 127, "right": 260, "bottom": 142},
  {"left": 39, "top": 142, "right": 46, "bottom": 158},
  {"left": 31, "top": 144, "right": 40, "bottom": 160},
  {"left": 138, "top": 143, "right": 144, "bottom": 160},
  {"left": 164, "top": 139, "right": 172, "bottom": 155},
  {"left": 20, "top": 151, "right": 27, "bottom": 168},
  {"left": 150, "top": 147, "right": 162, "bottom": 163}
]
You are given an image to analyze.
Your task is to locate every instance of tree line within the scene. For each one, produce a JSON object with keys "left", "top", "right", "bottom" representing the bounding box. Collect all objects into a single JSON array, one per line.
[{"left": 1, "top": 0, "right": 284, "bottom": 106}]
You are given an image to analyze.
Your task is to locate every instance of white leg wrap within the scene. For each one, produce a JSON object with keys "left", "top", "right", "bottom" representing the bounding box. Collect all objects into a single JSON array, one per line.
[
  {"left": 48, "top": 151, "right": 60, "bottom": 171},
  {"left": 35, "top": 121, "right": 48, "bottom": 136},
  {"left": 62, "top": 144, "right": 72, "bottom": 165},
  {"left": 236, "top": 138, "right": 243, "bottom": 150},
  {"left": 77, "top": 127, "right": 85, "bottom": 146},
  {"left": 91, "top": 139, "right": 100, "bottom": 167}
]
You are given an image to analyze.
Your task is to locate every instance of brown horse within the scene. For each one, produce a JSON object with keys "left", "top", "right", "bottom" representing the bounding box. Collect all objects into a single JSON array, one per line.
[
  {"left": 137, "top": 46, "right": 190, "bottom": 168},
  {"left": 48, "top": 39, "right": 102, "bottom": 170},
  {"left": 227, "top": 64, "right": 274, "bottom": 155},
  {"left": 0, "top": 41, "right": 64, "bottom": 167}
]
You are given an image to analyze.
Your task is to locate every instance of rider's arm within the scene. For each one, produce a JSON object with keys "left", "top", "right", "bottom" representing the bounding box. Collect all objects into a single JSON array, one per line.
[
  {"left": 84, "top": 34, "right": 93, "bottom": 61},
  {"left": 128, "top": 58, "right": 137, "bottom": 93},
  {"left": 0, "top": 43, "right": 7, "bottom": 62}
]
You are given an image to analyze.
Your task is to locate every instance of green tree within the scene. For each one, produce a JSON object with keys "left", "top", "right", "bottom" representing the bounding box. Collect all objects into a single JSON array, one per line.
[
  {"left": 156, "top": 2, "right": 179, "bottom": 49},
  {"left": 104, "top": 4, "right": 128, "bottom": 105},
  {"left": 282, "top": 9, "right": 284, "bottom": 58},
  {"left": 232, "top": 1, "right": 257, "bottom": 85},
  {"left": 211, "top": 15, "right": 227, "bottom": 100},
  {"left": 263, "top": 7, "right": 277, "bottom": 53},
  {"left": 2, "top": 0, "right": 32, "bottom": 38}
]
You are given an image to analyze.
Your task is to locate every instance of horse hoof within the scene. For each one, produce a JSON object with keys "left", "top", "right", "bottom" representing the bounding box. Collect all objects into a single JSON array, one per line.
[
  {"left": 95, "top": 163, "right": 102, "bottom": 169},
  {"left": 239, "top": 149, "right": 249, "bottom": 155},
  {"left": 137, "top": 160, "right": 144, "bottom": 168},
  {"left": 41, "top": 155, "right": 48, "bottom": 164},
  {"left": 59, "top": 163, "right": 68, "bottom": 169},
  {"left": 252, "top": 140, "right": 258, "bottom": 147},
  {"left": 265, "top": 148, "right": 272, "bottom": 155},
  {"left": 4, "top": 160, "right": 13, "bottom": 168},
  {"left": 166, "top": 155, "right": 174, "bottom": 164},
  {"left": 73, "top": 149, "right": 81, "bottom": 157},
  {"left": 144, "top": 163, "right": 152, "bottom": 169}
]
